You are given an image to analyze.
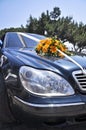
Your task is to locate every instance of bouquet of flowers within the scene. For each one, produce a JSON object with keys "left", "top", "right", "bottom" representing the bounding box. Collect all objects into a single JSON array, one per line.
[{"left": 35, "top": 37, "right": 69, "bottom": 57}]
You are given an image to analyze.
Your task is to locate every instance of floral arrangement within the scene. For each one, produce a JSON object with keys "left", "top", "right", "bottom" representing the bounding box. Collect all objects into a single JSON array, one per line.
[{"left": 35, "top": 37, "right": 70, "bottom": 57}]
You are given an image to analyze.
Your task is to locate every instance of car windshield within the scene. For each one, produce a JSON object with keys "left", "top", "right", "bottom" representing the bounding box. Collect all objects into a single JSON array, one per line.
[
  {"left": 20, "top": 33, "right": 46, "bottom": 49},
  {"left": 4, "top": 32, "right": 46, "bottom": 50}
]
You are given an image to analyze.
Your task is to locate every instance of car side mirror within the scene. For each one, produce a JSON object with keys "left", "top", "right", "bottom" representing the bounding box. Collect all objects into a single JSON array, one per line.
[{"left": 0, "top": 40, "right": 3, "bottom": 49}]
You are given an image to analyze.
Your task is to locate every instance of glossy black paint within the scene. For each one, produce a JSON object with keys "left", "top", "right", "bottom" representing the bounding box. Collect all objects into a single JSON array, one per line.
[{"left": 1, "top": 32, "right": 86, "bottom": 124}]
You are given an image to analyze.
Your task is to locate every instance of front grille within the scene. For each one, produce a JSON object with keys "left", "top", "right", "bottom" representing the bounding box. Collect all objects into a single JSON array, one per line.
[{"left": 73, "top": 70, "right": 86, "bottom": 91}]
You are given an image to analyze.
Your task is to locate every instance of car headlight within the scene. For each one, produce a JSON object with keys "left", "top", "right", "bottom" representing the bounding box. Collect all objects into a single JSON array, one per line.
[{"left": 19, "top": 66, "right": 75, "bottom": 97}]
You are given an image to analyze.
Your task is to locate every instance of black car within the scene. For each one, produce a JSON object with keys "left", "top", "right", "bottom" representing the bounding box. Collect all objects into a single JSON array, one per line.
[{"left": 0, "top": 32, "right": 86, "bottom": 125}]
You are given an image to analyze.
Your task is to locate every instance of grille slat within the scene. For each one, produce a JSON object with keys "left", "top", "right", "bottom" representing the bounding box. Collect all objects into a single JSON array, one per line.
[
  {"left": 78, "top": 78, "right": 86, "bottom": 80},
  {"left": 73, "top": 70, "right": 86, "bottom": 91}
]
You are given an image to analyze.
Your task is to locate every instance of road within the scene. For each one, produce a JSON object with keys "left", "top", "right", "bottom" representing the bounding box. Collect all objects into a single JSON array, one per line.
[{"left": 0, "top": 121, "right": 86, "bottom": 130}]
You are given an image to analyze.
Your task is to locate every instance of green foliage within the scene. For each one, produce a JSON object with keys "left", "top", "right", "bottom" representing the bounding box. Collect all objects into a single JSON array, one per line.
[
  {"left": 26, "top": 15, "right": 38, "bottom": 33},
  {"left": 0, "top": 27, "right": 26, "bottom": 39},
  {"left": 50, "top": 7, "right": 61, "bottom": 20}
]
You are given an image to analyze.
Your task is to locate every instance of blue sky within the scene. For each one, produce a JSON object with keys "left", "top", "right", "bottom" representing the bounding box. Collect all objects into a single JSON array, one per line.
[{"left": 0, "top": 0, "right": 86, "bottom": 30}]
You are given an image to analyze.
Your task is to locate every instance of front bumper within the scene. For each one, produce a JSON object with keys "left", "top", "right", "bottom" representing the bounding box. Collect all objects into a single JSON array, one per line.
[{"left": 12, "top": 95, "right": 86, "bottom": 118}]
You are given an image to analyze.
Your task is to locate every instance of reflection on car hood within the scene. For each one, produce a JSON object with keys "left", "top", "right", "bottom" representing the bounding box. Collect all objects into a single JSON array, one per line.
[{"left": 8, "top": 48, "right": 86, "bottom": 75}]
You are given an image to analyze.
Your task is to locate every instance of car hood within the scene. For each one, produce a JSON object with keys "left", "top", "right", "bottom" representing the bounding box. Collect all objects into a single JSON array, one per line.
[{"left": 8, "top": 48, "right": 86, "bottom": 75}]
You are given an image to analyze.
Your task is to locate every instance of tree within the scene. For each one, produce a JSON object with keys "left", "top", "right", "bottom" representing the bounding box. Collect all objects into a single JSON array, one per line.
[
  {"left": 26, "top": 15, "right": 38, "bottom": 33},
  {"left": 37, "top": 12, "right": 50, "bottom": 35},
  {"left": 50, "top": 7, "right": 61, "bottom": 20},
  {"left": 74, "top": 23, "right": 86, "bottom": 51}
]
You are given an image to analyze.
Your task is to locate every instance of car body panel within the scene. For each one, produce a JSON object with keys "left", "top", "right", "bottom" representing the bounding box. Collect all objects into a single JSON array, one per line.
[{"left": 1, "top": 32, "right": 86, "bottom": 124}]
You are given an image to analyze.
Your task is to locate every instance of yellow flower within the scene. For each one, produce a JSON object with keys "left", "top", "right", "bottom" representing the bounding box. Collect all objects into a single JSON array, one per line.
[
  {"left": 50, "top": 46, "right": 57, "bottom": 53},
  {"left": 42, "top": 44, "right": 49, "bottom": 53},
  {"left": 36, "top": 43, "right": 42, "bottom": 51},
  {"left": 44, "top": 38, "right": 52, "bottom": 45},
  {"left": 54, "top": 40, "right": 60, "bottom": 46}
]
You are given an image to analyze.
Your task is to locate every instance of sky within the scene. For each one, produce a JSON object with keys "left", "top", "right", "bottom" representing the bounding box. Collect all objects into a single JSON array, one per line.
[{"left": 0, "top": 0, "right": 86, "bottom": 30}]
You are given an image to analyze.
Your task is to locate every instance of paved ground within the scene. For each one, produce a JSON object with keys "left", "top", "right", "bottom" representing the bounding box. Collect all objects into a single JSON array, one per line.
[{"left": 0, "top": 121, "right": 86, "bottom": 130}]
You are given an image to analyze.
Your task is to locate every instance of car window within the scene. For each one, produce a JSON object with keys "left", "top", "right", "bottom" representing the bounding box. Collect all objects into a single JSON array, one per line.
[{"left": 5, "top": 33, "right": 23, "bottom": 48}]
